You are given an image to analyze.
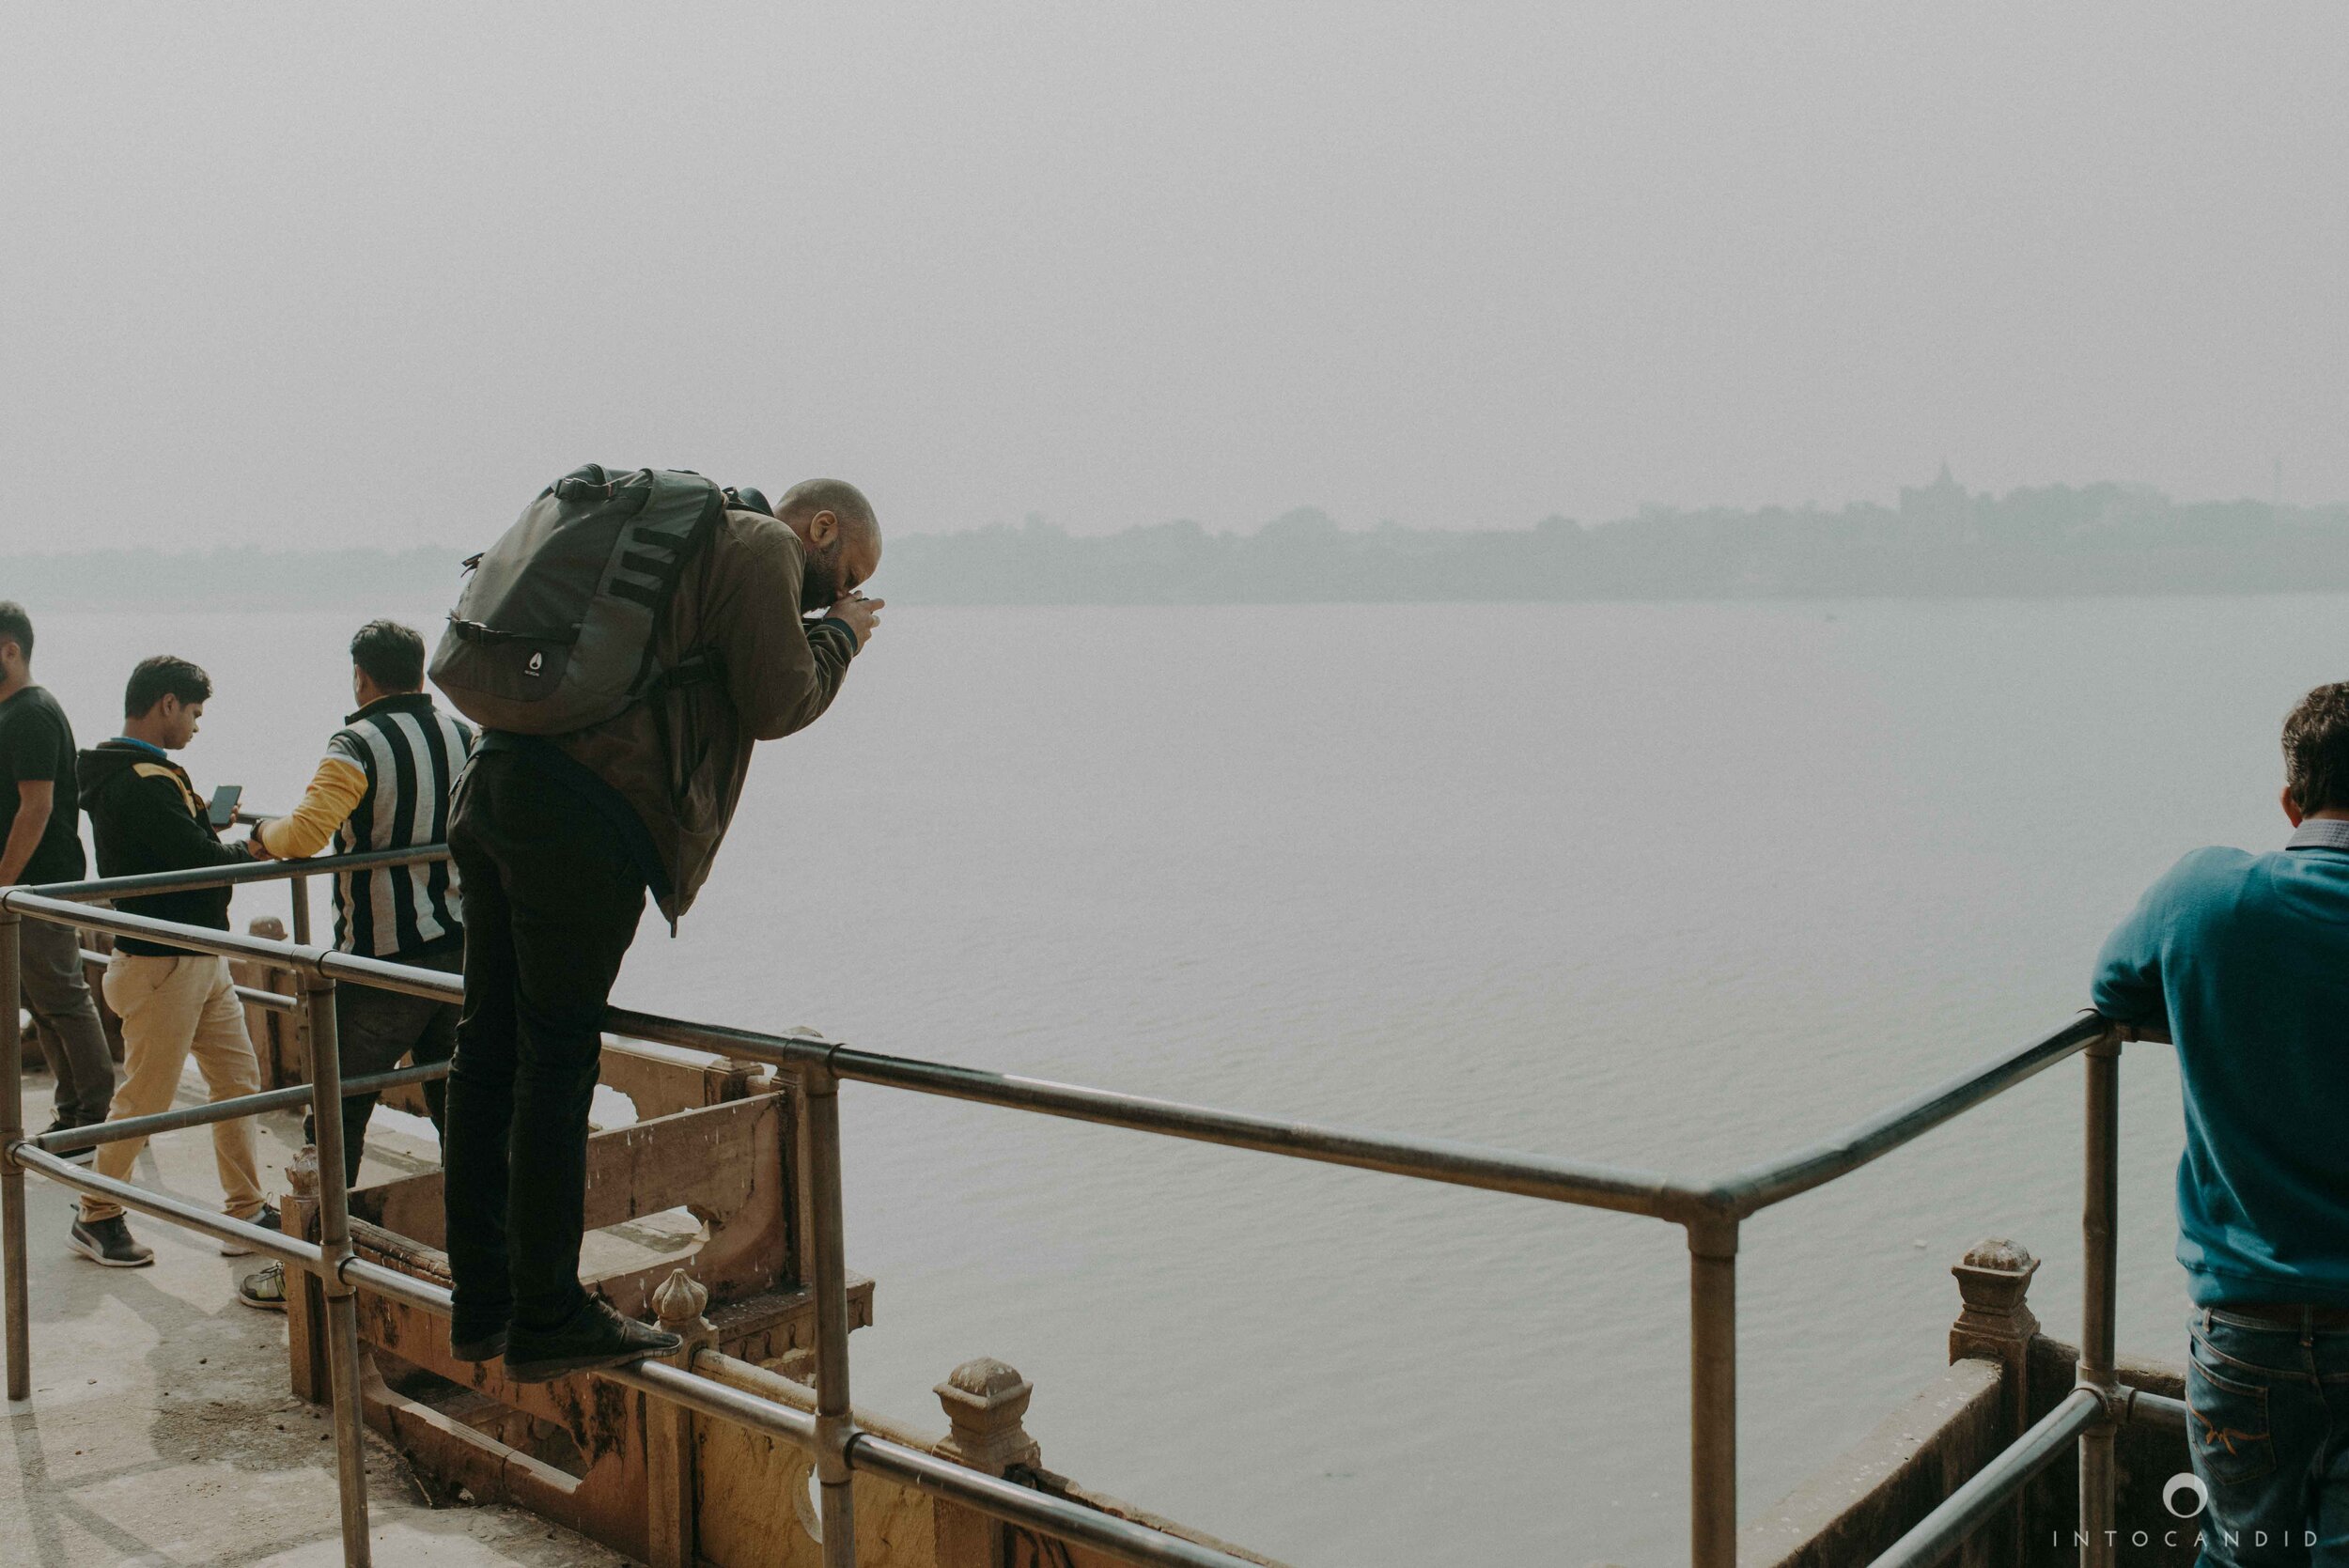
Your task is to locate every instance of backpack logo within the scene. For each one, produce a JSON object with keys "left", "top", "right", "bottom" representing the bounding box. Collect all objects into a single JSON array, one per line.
[{"left": 526, "top": 652, "right": 544, "bottom": 676}]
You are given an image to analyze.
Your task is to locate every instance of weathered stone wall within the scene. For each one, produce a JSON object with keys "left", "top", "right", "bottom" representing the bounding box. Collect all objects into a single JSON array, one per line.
[
  {"left": 1739, "top": 1239, "right": 2199, "bottom": 1568},
  {"left": 1738, "top": 1360, "right": 2004, "bottom": 1566}
]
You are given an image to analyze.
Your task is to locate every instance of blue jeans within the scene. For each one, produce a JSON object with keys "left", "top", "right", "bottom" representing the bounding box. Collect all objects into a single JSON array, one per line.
[{"left": 2186, "top": 1308, "right": 2349, "bottom": 1565}]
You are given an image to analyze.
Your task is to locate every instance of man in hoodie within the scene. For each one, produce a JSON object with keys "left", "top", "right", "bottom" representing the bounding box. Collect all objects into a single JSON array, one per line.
[
  {"left": 70, "top": 656, "right": 278, "bottom": 1267},
  {"left": 443, "top": 478, "right": 880, "bottom": 1381}
]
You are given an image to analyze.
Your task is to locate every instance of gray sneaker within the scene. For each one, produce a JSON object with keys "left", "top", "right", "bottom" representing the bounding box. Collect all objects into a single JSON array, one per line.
[
  {"left": 70, "top": 1216, "right": 153, "bottom": 1268},
  {"left": 237, "top": 1263, "right": 289, "bottom": 1312}
]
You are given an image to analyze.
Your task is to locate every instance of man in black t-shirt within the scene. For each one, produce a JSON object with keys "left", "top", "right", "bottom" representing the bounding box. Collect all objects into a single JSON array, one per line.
[{"left": 0, "top": 602, "right": 115, "bottom": 1144}]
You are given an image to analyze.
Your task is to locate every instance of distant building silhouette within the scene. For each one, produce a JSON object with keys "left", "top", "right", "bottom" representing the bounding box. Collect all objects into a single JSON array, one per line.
[{"left": 1899, "top": 463, "right": 1975, "bottom": 539}]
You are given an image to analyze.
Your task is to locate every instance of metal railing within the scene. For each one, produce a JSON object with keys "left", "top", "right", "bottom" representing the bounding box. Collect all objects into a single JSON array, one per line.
[{"left": 0, "top": 846, "right": 2162, "bottom": 1568}]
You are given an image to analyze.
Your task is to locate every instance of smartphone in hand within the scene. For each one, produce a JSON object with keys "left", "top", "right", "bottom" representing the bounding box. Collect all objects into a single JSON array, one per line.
[{"left": 208, "top": 783, "right": 243, "bottom": 830}]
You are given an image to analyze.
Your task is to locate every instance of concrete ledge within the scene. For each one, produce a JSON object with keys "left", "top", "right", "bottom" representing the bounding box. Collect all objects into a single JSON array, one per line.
[{"left": 1739, "top": 1358, "right": 2004, "bottom": 1568}]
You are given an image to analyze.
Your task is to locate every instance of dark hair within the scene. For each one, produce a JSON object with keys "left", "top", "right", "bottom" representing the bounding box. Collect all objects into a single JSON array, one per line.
[
  {"left": 2283, "top": 682, "right": 2349, "bottom": 815},
  {"left": 350, "top": 619, "right": 427, "bottom": 692},
  {"left": 0, "top": 601, "right": 30, "bottom": 661},
  {"left": 125, "top": 656, "right": 212, "bottom": 719}
]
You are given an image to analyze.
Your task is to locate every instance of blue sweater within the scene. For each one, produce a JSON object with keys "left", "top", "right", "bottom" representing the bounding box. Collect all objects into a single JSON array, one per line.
[{"left": 2093, "top": 836, "right": 2349, "bottom": 1308}]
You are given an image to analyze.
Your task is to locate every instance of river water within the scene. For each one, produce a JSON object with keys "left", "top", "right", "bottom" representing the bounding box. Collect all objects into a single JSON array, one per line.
[{"left": 29, "top": 596, "right": 2334, "bottom": 1564}]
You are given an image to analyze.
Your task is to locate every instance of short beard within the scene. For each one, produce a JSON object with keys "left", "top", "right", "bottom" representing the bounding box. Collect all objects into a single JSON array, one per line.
[{"left": 800, "top": 537, "right": 845, "bottom": 612}]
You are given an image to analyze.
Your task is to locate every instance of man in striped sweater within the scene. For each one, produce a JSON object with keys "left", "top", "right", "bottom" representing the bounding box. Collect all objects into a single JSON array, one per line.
[{"left": 247, "top": 620, "right": 472, "bottom": 1218}]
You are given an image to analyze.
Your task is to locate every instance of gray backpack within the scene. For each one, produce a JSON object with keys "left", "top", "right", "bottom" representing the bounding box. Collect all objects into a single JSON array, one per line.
[{"left": 428, "top": 465, "right": 733, "bottom": 735}]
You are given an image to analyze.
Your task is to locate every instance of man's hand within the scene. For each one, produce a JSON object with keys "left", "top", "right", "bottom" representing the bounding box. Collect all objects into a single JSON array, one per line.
[
  {"left": 825, "top": 593, "right": 883, "bottom": 650},
  {"left": 242, "top": 827, "right": 274, "bottom": 861}
]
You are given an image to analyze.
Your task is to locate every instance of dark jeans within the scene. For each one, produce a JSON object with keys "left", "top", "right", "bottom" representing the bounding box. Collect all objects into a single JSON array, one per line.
[
  {"left": 443, "top": 748, "right": 646, "bottom": 1335},
  {"left": 20, "top": 916, "right": 115, "bottom": 1126},
  {"left": 303, "top": 947, "right": 459, "bottom": 1188},
  {"left": 2186, "top": 1307, "right": 2349, "bottom": 1565}
]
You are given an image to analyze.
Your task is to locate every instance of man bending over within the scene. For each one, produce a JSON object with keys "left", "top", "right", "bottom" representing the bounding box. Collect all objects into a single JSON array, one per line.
[{"left": 444, "top": 478, "right": 881, "bottom": 1380}]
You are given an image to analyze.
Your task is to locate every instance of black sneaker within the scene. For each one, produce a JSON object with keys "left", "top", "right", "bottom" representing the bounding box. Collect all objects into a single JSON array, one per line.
[
  {"left": 450, "top": 1325, "right": 510, "bottom": 1363},
  {"left": 41, "top": 1121, "right": 97, "bottom": 1166},
  {"left": 220, "top": 1203, "right": 282, "bottom": 1257},
  {"left": 70, "top": 1216, "right": 153, "bottom": 1268},
  {"left": 503, "top": 1296, "right": 682, "bottom": 1385}
]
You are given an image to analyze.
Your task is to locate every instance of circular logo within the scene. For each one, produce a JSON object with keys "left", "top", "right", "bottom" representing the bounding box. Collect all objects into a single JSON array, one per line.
[{"left": 2164, "top": 1471, "right": 2210, "bottom": 1519}]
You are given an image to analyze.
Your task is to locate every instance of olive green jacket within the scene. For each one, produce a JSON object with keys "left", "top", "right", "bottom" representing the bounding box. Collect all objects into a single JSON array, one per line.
[{"left": 537, "top": 507, "right": 858, "bottom": 924}]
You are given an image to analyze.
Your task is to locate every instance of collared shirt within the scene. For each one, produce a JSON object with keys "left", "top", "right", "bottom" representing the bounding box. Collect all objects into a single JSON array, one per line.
[
  {"left": 2094, "top": 834, "right": 2349, "bottom": 1309},
  {"left": 2287, "top": 818, "right": 2349, "bottom": 853}
]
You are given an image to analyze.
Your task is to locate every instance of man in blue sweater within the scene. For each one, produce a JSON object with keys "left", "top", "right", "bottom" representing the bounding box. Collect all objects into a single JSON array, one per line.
[{"left": 2094, "top": 681, "right": 2349, "bottom": 1561}]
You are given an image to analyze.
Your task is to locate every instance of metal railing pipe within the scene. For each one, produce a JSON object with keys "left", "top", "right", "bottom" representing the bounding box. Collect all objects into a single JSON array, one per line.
[
  {"left": 605, "top": 1356, "right": 824, "bottom": 1446},
  {"left": 1705, "top": 1015, "right": 2109, "bottom": 1217},
  {"left": 74, "top": 946, "right": 297, "bottom": 1015},
  {"left": 21, "top": 844, "right": 447, "bottom": 904},
  {"left": 341, "top": 1255, "right": 457, "bottom": 1312},
  {"left": 303, "top": 974, "right": 373, "bottom": 1565},
  {"left": 319, "top": 949, "right": 464, "bottom": 1004},
  {"left": 2126, "top": 1387, "right": 2187, "bottom": 1431},
  {"left": 851, "top": 1433, "right": 1270, "bottom": 1568},
  {"left": 606, "top": 1007, "right": 1705, "bottom": 1219},
  {"left": 3, "top": 910, "right": 29, "bottom": 1402},
  {"left": 1688, "top": 1219, "right": 1738, "bottom": 1568},
  {"left": 1, "top": 893, "right": 330, "bottom": 974},
  {"left": 12, "top": 1145, "right": 325, "bottom": 1270},
  {"left": 2078, "top": 1037, "right": 2122, "bottom": 1567},
  {"left": 817, "top": 1038, "right": 1703, "bottom": 1220},
  {"left": 800, "top": 1064, "right": 861, "bottom": 1567},
  {"left": 1865, "top": 1387, "right": 2105, "bottom": 1568},
  {"left": 34, "top": 1060, "right": 453, "bottom": 1154}
]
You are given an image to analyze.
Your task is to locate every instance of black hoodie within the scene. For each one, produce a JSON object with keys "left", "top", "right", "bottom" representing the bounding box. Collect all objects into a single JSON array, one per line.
[{"left": 75, "top": 740, "right": 251, "bottom": 955}]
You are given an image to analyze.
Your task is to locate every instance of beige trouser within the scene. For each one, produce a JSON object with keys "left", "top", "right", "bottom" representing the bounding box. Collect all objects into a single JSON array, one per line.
[{"left": 79, "top": 954, "right": 266, "bottom": 1223}]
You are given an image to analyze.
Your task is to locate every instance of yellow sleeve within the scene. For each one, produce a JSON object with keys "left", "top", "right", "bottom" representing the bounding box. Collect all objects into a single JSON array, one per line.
[{"left": 257, "top": 755, "right": 369, "bottom": 860}]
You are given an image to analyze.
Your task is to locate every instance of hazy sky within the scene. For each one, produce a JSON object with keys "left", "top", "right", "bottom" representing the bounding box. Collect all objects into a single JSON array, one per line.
[{"left": 6, "top": 5, "right": 2344, "bottom": 553}]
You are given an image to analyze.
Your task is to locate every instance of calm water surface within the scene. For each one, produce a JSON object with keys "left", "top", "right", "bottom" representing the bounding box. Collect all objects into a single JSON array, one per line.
[{"left": 33, "top": 598, "right": 2335, "bottom": 1564}]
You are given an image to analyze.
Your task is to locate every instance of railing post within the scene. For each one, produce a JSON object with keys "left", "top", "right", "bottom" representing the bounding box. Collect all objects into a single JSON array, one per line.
[
  {"left": 801, "top": 1061, "right": 860, "bottom": 1568},
  {"left": 303, "top": 970, "right": 373, "bottom": 1566},
  {"left": 1949, "top": 1238, "right": 2042, "bottom": 1568},
  {"left": 2077, "top": 1035, "right": 2121, "bottom": 1566},
  {"left": 934, "top": 1357, "right": 1043, "bottom": 1568},
  {"left": 1688, "top": 1216, "right": 1738, "bottom": 1568},
  {"left": 646, "top": 1268, "right": 716, "bottom": 1568},
  {"left": 289, "top": 875, "right": 313, "bottom": 947},
  {"left": 3, "top": 907, "right": 29, "bottom": 1403}
]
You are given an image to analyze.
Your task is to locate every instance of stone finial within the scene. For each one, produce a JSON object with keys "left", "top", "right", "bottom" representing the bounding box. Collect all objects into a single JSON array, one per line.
[
  {"left": 652, "top": 1269, "right": 711, "bottom": 1329},
  {"left": 1952, "top": 1234, "right": 2042, "bottom": 1380},
  {"left": 1961, "top": 1237, "right": 2034, "bottom": 1273},
  {"left": 286, "top": 1144, "right": 319, "bottom": 1197},
  {"left": 1952, "top": 1237, "right": 2040, "bottom": 1332},
  {"left": 934, "top": 1358, "right": 1040, "bottom": 1475}
]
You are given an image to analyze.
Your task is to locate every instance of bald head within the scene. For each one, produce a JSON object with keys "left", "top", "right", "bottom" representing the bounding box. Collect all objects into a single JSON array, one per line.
[{"left": 775, "top": 477, "right": 882, "bottom": 609}]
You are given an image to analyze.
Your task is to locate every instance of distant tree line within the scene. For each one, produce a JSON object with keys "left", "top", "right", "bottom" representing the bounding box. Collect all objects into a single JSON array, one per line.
[
  {"left": 887, "top": 477, "right": 2349, "bottom": 603},
  {"left": 10, "top": 475, "right": 2349, "bottom": 610}
]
